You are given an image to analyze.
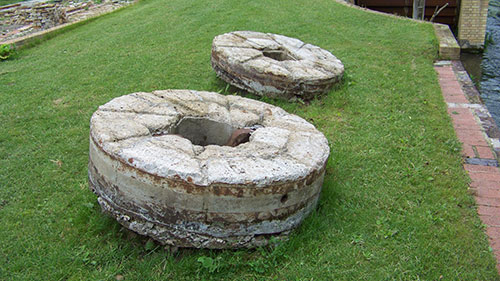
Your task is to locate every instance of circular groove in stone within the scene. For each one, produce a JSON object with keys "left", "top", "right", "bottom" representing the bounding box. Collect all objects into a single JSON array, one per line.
[
  {"left": 211, "top": 31, "right": 344, "bottom": 100},
  {"left": 88, "top": 90, "right": 330, "bottom": 248}
]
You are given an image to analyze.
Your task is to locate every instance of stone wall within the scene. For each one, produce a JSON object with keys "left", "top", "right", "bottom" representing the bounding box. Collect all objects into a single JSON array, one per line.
[
  {"left": 458, "top": 0, "right": 489, "bottom": 48},
  {"left": 1, "top": 0, "right": 133, "bottom": 43},
  {"left": 0, "top": 3, "right": 67, "bottom": 30}
]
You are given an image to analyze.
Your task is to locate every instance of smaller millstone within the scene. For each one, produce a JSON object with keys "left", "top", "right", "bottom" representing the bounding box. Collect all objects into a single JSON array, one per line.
[{"left": 211, "top": 31, "right": 344, "bottom": 101}]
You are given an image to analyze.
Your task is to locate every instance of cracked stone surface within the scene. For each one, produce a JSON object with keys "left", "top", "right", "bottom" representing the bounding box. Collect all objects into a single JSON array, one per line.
[
  {"left": 211, "top": 31, "right": 344, "bottom": 101},
  {"left": 88, "top": 90, "right": 330, "bottom": 248}
]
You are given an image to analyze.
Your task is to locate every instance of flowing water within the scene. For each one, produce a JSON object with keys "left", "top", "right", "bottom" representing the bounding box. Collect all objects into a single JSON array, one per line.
[{"left": 462, "top": 0, "right": 500, "bottom": 128}]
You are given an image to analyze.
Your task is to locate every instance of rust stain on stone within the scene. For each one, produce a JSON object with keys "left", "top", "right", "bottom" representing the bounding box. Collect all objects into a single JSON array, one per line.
[{"left": 88, "top": 90, "right": 330, "bottom": 248}]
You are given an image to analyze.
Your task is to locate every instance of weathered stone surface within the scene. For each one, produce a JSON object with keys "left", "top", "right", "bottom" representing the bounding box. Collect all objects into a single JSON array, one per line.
[
  {"left": 0, "top": 2, "right": 67, "bottom": 32},
  {"left": 0, "top": 0, "right": 133, "bottom": 43},
  {"left": 211, "top": 31, "right": 344, "bottom": 100},
  {"left": 88, "top": 90, "right": 330, "bottom": 248},
  {"left": 434, "top": 24, "right": 460, "bottom": 60}
]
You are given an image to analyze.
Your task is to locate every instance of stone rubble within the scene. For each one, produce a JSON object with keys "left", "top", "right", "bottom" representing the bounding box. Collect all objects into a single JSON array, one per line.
[{"left": 0, "top": 0, "right": 133, "bottom": 42}]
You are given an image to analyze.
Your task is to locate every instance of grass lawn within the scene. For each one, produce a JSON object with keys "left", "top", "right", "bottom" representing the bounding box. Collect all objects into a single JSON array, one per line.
[
  {"left": 1, "top": 0, "right": 498, "bottom": 279},
  {"left": 0, "top": 0, "right": 25, "bottom": 6}
]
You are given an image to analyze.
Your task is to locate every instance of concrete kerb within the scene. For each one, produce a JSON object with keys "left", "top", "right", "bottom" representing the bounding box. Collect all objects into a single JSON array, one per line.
[{"left": 0, "top": 0, "right": 138, "bottom": 50}]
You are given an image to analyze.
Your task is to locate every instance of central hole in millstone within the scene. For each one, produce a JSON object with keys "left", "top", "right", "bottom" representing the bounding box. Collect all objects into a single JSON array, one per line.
[
  {"left": 171, "top": 117, "right": 251, "bottom": 147},
  {"left": 262, "top": 48, "right": 295, "bottom": 61}
]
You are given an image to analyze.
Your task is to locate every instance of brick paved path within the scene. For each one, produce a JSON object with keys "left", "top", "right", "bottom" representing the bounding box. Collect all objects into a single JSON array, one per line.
[{"left": 435, "top": 62, "right": 500, "bottom": 271}]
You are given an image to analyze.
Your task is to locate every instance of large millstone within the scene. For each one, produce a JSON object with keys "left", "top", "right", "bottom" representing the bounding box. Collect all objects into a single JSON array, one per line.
[
  {"left": 88, "top": 90, "right": 330, "bottom": 248},
  {"left": 211, "top": 31, "right": 344, "bottom": 101}
]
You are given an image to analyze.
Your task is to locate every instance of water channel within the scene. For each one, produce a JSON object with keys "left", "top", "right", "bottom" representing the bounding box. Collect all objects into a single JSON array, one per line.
[{"left": 461, "top": 0, "right": 500, "bottom": 128}]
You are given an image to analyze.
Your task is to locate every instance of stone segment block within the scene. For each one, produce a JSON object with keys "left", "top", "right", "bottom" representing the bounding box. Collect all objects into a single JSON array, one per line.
[
  {"left": 433, "top": 24, "right": 460, "bottom": 60},
  {"left": 88, "top": 90, "right": 330, "bottom": 248}
]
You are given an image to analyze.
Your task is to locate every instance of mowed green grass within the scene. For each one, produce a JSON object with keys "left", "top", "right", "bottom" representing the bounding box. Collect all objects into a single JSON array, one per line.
[
  {"left": 0, "top": 0, "right": 25, "bottom": 6},
  {"left": 0, "top": 0, "right": 498, "bottom": 280}
]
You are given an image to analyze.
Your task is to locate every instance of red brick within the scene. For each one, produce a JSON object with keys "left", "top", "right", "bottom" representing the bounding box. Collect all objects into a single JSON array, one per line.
[
  {"left": 448, "top": 108, "right": 476, "bottom": 124},
  {"left": 442, "top": 93, "right": 466, "bottom": 102},
  {"left": 475, "top": 196, "right": 500, "bottom": 207},
  {"left": 436, "top": 69, "right": 455, "bottom": 76},
  {"left": 487, "top": 226, "right": 500, "bottom": 239},
  {"left": 441, "top": 62, "right": 500, "bottom": 273},
  {"left": 491, "top": 239, "right": 500, "bottom": 252},
  {"left": 438, "top": 69, "right": 457, "bottom": 76},
  {"left": 494, "top": 247, "right": 500, "bottom": 260},
  {"left": 462, "top": 144, "right": 476, "bottom": 158},
  {"left": 442, "top": 89, "right": 465, "bottom": 99},
  {"left": 480, "top": 215, "right": 500, "bottom": 227},
  {"left": 437, "top": 74, "right": 456, "bottom": 80},
  {"left": 444, "top": 94, "right": 469, "bottom": 104},
  {"left": 491, "top": 238, "right": 500, "bottom": 251},
  {"left": 455, "top": 130, "right": 488, "bottom": 146},
  {"left": 441, "top": 84, "right": 463, "bottom": 94},
  {"left": 476, "top": 145, "right": 496, "bottom": 159},
  {"left": 471, "top": 179, "right": 500, "bottom": 190},
  {"left": 469, "top": 172, "right": 500, "bottom": 182},
  {"left": 478, "top": 206, "right": 500, "bottom": 216},
  {"left": 441, "top": 88, "right": 465, "bottom": 99},
  {"left": 438, "top": 77, "right": 458, "bottom": 83},
  {"left": 452, "top": 120, "right": 482, "bottom": 131},
  {"left": 455, "top": 127, "right": 485, "bottom": 139},
  {"left": 434, "top": 65, "right": 452, "bottom": 70},
  {"left": 464, "top": 164, "right": 500, "bottom": 173},
  {"left": 450, "top": 116, "right": 478, "bottom": 127},
  {"left": 448, "top": 107, "right": 472, "bottom": 115},
  {"left": 438, "top": 75, "right": 457, "bottom": 81},
  {"left": 434, "top": 66, "right": 454, "bottom": 75},
  {"left": 476, "top": 189, "right": 500, "bottom": 199},
  {"left": 440, "top": 79, "right": 462, "bottom": 88}
]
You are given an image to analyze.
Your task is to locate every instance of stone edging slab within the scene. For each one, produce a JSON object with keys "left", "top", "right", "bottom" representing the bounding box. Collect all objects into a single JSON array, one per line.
[{"left": 433, "top": 24, "right": 460, "bottom": 60}]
